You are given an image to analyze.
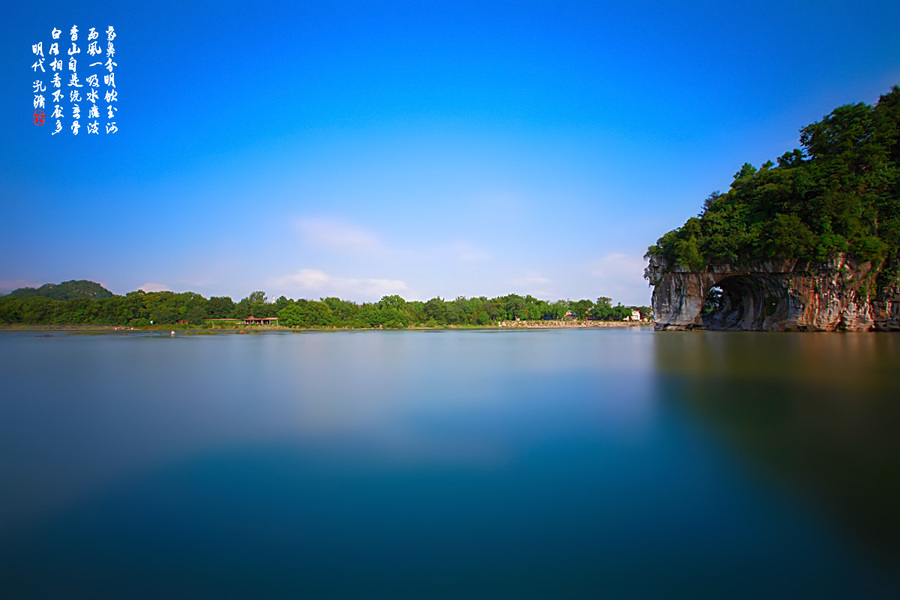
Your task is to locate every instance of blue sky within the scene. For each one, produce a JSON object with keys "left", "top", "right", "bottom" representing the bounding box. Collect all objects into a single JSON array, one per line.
[{"left": 3, "top": 1, "right": 899, "bottom": 305}]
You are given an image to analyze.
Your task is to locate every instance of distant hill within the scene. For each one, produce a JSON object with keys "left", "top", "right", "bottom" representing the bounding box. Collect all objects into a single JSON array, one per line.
[{"left": 6, "top": 280, "right": 114, "bottom": 300}]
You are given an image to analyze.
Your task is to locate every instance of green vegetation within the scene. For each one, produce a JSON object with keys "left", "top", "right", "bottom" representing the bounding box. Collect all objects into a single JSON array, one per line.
[
  {"left": 0, "top": 284, "right": 650, "bottom": 328},
  {"left": 6, "top": 280, "right": 114, "bottom": 301},
  {"left": 647, "top": 86, "right": 900, "bottom": 293}
]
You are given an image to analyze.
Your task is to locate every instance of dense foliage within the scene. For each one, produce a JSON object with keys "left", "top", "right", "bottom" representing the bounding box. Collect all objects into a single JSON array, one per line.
[
  {"left": 647, "top": 86, "right": 900, "bottom": 293},
  {"left": 0, "top": 285, "right": 649, "bottom": 328},
  {"left": 6, "top": 280, "right": 114, "bottom": 300}
]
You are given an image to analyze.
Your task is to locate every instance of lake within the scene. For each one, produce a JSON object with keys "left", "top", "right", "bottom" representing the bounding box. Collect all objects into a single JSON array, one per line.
[{"left": 1, "top": 328, "right": 899, "bottom": 598}]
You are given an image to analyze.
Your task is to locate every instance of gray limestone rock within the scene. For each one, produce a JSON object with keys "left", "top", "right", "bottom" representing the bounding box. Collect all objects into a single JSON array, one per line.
[{"left": 645, "top": 254, "right": 900, "bottom": 331}]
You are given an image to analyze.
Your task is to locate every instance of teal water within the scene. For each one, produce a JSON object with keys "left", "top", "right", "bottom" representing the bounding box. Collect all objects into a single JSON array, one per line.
[{"left": 1, "top": 328, "right": 898, "bottom": 598}]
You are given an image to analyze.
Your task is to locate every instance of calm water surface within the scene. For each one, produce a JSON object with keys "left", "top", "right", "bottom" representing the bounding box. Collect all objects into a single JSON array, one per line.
[{"left": 1, "top": 328, "right": 898, "bottom": 598}]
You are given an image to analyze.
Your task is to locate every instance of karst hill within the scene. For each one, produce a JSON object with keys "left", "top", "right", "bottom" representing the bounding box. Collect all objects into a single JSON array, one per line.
[{"left": 646, "top": 86, "right": 900, "bottom": 331}]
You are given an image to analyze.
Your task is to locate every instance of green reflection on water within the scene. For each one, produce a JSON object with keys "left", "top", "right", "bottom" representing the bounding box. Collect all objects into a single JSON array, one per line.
[{"left": 655, "top": 332, "right": 900, "bottom": 568}]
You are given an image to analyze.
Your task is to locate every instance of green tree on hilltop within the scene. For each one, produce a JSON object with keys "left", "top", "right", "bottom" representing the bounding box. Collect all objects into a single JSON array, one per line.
[{"left": 647, "top": 86, "right": 900, "bottom": 295}]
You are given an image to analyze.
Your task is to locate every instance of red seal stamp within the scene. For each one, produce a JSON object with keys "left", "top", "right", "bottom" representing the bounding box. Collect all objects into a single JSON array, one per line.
[{"left": 33, "top": 110, "right": 45, "bottom": 126}]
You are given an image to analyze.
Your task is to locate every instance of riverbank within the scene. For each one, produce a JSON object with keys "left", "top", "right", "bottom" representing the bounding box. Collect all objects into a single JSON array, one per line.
[
  {"left": 1, "top": 320, "right": 654, "bottom": 332},
  {"left": 496, "top": 320, "right": 651, "bottom": 328}
]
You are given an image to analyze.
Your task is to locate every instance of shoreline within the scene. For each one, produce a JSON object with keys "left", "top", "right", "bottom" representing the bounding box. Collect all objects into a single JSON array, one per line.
[
  {"left": 0, "top": 320, "right": 654, "bottom": 333},
  {"left": 494, "top": 319, "right": 650, "bottom": 329}
]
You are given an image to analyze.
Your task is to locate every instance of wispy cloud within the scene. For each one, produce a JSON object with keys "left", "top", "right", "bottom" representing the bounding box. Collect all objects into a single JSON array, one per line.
[
  {"left": 294, "top": 217, "right": 386, "bottom": 255},
  {"left": 271, "top": 269, "right": 410, "bottom": 302},
  {"left": 137, "top": 282, "right": 172, "bottom": 292},
  {"left": 509, "top": 272, "right": 553, "bottom": 298},
  {"left": 588, "top": 252, "right": 651, "bottom": 305}
]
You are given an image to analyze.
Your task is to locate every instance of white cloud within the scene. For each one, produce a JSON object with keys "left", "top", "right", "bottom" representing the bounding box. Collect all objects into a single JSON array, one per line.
[
  {"left": 137, "top": 282, "right": 172, "bottom": 292},
  {"left": 294, "top": 217, "right": 386, "bottom": 255},
  {"left": 275, "top": 269, "right": 330, "bottom": 290},
  {"left": 271, "top": 269, "right": 410, "bottom": 302},
  {"left": 588, "top": 252, "right": 652, "bottom": 306}
]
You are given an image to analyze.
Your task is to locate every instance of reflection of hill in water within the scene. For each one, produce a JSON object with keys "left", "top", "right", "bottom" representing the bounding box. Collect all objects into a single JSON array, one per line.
[{"left": 655, "top": 332, "right": 900, "bottom": 572}]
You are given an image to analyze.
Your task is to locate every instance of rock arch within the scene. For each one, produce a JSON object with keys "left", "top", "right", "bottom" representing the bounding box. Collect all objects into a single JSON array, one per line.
[
  {"left": 645, "top": 255, "right": 894, "bottom": 331},
  {"left": 700, "top": 274, "right": 789, "bottom": 330}
]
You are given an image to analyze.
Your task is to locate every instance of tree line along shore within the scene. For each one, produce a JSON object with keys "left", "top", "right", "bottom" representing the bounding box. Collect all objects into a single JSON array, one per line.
[{"left": 0, "top": 282, "right": 651, "bottom": 329}]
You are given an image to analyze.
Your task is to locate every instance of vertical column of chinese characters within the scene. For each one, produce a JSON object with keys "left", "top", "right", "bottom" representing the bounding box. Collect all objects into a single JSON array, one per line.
[
  {"left": 85, "top": 27, "right": 102, "bottom": 134},
  {"left": 104, "top": 26, "right": 117, "bottom": 134},
  {"left": 31, "top": 37, "right": 46, "bottom": 128},
  {"left": 49, "top": 28, "right": 64, "bottom": 134},
  {"left": 68, "top": 25, "right": 83, "bottom": 135}
]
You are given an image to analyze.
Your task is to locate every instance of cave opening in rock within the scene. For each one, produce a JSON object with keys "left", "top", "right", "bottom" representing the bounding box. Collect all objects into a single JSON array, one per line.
[{"left": 701, "top": 275, "right": 771, "bottom": 330}]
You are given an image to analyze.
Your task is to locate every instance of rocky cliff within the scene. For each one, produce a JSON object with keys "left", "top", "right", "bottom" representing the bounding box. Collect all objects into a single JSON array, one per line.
[{"left": 645, "top": 254, "right": 900, "bottom": 331}]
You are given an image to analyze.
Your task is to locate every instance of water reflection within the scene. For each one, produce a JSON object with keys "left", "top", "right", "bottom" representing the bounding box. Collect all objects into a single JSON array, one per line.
[
  {"left": 654, "top": 332, "right": 900, "bottom": 572},
  {"left": 2, "top": 329, "right": 899, "bottom": 597},
  {"left": 0, "top": 329, "right": 657, "bottom": 533}
]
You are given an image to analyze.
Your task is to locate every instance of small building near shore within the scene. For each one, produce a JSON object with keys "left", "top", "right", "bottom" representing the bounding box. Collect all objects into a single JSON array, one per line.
[{"left": 243, "top": 315, "right": 278, "bottom": 325}]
